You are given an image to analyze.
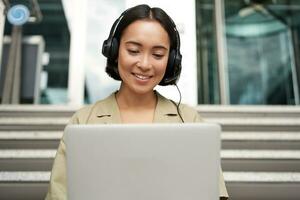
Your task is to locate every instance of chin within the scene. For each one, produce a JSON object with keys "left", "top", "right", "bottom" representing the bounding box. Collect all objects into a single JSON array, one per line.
[
  {"left": 132, "top": 87, "right": 155, "bottom": 95},
  {"left": 128, "top": 84, "right": 157, "bottom": 95}
]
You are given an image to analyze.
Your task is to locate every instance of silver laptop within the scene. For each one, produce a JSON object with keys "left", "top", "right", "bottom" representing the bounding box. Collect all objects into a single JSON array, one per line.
[{"left": 64, "top": 123, "right": 221, "bottom": 200}]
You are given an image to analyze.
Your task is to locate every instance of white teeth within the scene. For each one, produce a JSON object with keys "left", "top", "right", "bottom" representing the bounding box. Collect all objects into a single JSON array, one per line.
[{"left": 134, "top": 74, "right": 150, "bottom": 80}]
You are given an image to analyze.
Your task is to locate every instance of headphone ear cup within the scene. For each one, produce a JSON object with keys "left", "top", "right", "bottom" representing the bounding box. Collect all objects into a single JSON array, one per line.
[
  {"left": 110, "top": 38, "right": 119, "bottom": 60},
  {"left": 102, "top": 39, "right": 110, "bottom": 58},
  {"left": 165, "top": 49, "right": 176, "bottom": 77},
  {"left": 102, "top": 37, "right": 119, "bottom": 60},
  {"left": 160, "top": 49, "right": 182, "bottom": 85},
  {"left": 173, "top": 51, "right": 182, "bottom": 75}
]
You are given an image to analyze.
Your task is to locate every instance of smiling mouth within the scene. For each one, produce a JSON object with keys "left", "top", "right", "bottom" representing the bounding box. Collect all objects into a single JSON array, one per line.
[{"left": 132, "top": 73, "right": 152, "bottom": 80}]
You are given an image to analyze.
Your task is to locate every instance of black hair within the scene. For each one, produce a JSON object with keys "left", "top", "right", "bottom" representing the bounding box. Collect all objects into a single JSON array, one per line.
[{"left": 104, "top": 4, "right": 181, "bottom": 85}]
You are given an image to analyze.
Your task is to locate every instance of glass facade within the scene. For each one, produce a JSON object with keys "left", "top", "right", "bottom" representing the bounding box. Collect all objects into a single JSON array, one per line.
[
  {"left": 2, "top": 0, "right": 70, "bottom": 104},
  {"left": 2, "top": 0, "right": 300, "bottom": 105},
  {"left": 196, "top": 0, "right": 300, "bottom": 105},
  {"left": 196, "top": 1, "right": 220, "bottom": 104}
]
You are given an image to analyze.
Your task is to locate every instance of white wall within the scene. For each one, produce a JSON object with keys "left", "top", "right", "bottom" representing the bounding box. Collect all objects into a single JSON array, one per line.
[
  {"left": 64, "top": 0, "right": 198, "bottom": 106},
  {"left": 63, "top": 0, "right": 125, "bottom": 105},
  {"left": 84, "top": 0, "right": 125, "bottom": 103},
  {"left": 126, "top": 0, "right": 198, "bottom": 106},
  {"left": 62, "top": 0, "right": 86, "bottom": 105}
]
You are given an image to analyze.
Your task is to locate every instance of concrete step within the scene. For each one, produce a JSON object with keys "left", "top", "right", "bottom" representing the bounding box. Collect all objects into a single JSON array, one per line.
[
  {"left": 1, "top": 117, "right": 300, "bottom": 131},
  {"left": 0, "top": 105, "right": 77, "bottom": 118},
  {"left": 1, "top": 105, "right": 299, "bottom": 200},
  {"left": 1, "top": 105, "right": 300, "bottom": 118},
  {"left": 0, "top": 131, "right": 299, "bottom": 150},
  {"left": 0, "top": 150, "right": 55, "bottom": 171},
  {"left": 0, "top": 172, "right": 50, "bottom": 200},
  {"left": 224, "top": 172, "right": 300, "bottom": 200},
  {"left": 1, "top": 149, "right": 299, "bottom": 171},
  {"left": 0, "top": 171, "right": 299, "bottom": 200},
  {"left": 0, "top": 131, "right": 62, "bottom": 149},
  {"left": 206, "top": 118, "right": 300, "bottom": 131},
  {"left": 197, "top": 105, "right": 300, "bottom": 118},
  {"left": 221, "top": 150, "right": 300, "bottom": 171},
  {"left": 222, "top": 132, "right": 300, "bottom": 149},
  {"left": 0, "top": 118, "right": 68, "bottom": 131},
  {"left": 0, "top": 182, "right": 48, "bottom": 200}
]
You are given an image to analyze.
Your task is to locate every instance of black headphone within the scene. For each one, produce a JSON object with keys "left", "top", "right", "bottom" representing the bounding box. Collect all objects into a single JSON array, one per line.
[{"left": 102, "top": 7, "right": 182, "bottom": 86}]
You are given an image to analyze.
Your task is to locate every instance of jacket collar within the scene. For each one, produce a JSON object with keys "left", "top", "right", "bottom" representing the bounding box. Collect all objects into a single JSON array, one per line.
[
  {"left": 153, "top": 92, "right": 179, "bottom": 122},
  {"left": 95, "top": 91, "right": 178, "bottom": 123}
]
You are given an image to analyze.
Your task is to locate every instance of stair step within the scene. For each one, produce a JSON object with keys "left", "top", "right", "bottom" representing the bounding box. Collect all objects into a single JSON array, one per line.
[
  {"left": 197, "top": 105, "right": 300, "bottom": 118},
  {"left": 221, "top": 150, "right": 300, "bottom": 171},
  {"left": 224, "top": 171, "right": 300, "bottom": 183},
  {"left": 1, "top": 149, "right": 299, "bottom": 160},
  {"left": 0, "top": 150, "right": 56, "bottom": 158},
  {"left": 0, "top": 183, "right": 48, "bottom": 200},
  {"left": 2, "top": 131, "right": 299, "bottom": 141},
  {"left": 0, "top": 131, "right": 63, "bottom": 140},
  {"left": 1, "top": 117, "right": 300, "bottom": 131},
  {"left": 1, "top": 105, "right": 299, "bottom": 200},
  {"left": 1, "top": 171, "right": 299, "bottom": 200},
  {"left": 222, "top": 132, "right": 300, "bottom": 149},
  {"left": 1, "top": 149, "right": 299, "bottom": 171},
  {"left": 221, "top": 150, "right": 300, "bottom": 159},
  {"left": 0, "top": 131, "right": 62, "bottom": 149},
  {"left": 0, "top": 105, "right": 77, "bottom": 118},
  {"left": 1, "top": 131, "right": 299, "bottom": 149},
  {"left": 224, "top": 172, "right": 300, "bottom": 200},
  {"left": 222, "top": 132, "right": 300, "bottom": 141},
  {"left": 0, "top": 150, "right": 56, "bottom": 171},
  {"left": 207, "top": 118, "right": 300, "bottom": 131},
  {"left": 1, "top": 171, "right": 299, "bottom": 183},
  {"left": 0, "top": 118, "right": 68, "bottom": 131},
  {"left": 2, "top": 105, "right": 300, "bottom": 118},
  {"left": 0, "top": 171, "right": 50, "bottom": 182}
]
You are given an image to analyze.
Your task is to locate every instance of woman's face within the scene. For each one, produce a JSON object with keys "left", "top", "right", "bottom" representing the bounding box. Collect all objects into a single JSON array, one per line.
[{"left": 118, "top": 19, "right": 170, "bottom": 95}]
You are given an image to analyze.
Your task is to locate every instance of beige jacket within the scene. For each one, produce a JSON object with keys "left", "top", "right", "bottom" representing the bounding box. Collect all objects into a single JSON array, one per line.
[{"left": 45, "top": 92, "right": 229, "bottom": 200}]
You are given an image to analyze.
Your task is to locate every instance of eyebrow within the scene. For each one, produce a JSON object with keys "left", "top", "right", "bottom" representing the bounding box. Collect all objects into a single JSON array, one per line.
[{"left": 125, "top": 41, "right": 168, "bottom": 50}]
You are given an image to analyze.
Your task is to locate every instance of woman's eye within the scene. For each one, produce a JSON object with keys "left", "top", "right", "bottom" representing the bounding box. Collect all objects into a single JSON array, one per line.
[
  {"left": 127, "top": 49, "right": 139, "bottom": 55},
  {"left": 153, "top": 54, "right": 164, "bottom": 59}
]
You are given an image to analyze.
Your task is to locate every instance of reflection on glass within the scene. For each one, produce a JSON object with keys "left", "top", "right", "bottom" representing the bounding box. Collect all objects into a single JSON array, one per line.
[
  {"left": 196, "top": 1, "right": 220, "bottom": 104},
  {"left": 225, "top": 2, "right": 299, "bottom": 104}
]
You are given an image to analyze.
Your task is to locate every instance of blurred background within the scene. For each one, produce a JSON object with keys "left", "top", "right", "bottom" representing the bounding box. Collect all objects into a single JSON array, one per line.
[
  {"left": 1, "top": 0, "right": 300, "bottom": 106},
  {"left": 0, "top": 0, "right": 300, "bottom": 200}
]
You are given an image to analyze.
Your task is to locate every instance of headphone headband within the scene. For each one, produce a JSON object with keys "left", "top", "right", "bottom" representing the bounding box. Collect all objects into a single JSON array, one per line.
[{"left": 102, "top": 6, "right": 182, "bottom": 86}]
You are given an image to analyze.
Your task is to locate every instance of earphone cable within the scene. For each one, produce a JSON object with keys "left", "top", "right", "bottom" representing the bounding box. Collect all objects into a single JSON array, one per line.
[{"left": 175, "top": 83, "right": 184, "bottom": 123}]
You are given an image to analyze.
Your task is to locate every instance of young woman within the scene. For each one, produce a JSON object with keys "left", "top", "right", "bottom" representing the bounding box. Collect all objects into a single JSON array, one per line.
[{"left": 45, "top": 4, "right": 229, "bottom": 200}]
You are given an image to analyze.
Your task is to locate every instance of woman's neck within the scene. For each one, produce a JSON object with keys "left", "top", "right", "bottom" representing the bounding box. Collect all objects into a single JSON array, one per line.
[{"left": 116, "top": 86, "right": 157, "bottom": 110}]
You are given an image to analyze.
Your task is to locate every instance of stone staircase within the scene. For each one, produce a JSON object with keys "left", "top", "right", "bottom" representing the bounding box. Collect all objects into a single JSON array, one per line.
[{"left": 0, "top": 105, "right": 300, "bottom": 200}]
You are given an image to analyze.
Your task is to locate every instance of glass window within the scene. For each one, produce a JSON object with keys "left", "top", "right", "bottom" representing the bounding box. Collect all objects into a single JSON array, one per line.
[
  {"left": 196, "top": 0, "right": 300, "bottom": 105},
  {"left": 196, "top": 0, "right": 220, "bottom": 104},
  {"left": 225, "top": 0, "right": 299, "bottom": 105}
]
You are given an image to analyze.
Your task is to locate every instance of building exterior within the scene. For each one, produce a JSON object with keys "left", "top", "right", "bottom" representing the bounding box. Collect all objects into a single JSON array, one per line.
[
  {"left": 0, "top": 2, "right": 299, "bottom": 200},
  {"left": 1, "top": 0, "right": 300, "bottom": 106},
  {"left": 0, "top": 0, "right": 7, "bottom": 66}
]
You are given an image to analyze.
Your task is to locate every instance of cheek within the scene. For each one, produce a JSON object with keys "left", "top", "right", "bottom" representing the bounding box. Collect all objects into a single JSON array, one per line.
[
  {"left": 118, "top": 49, "right": 137, "bottom": 68},
  {"left": 155, "top": 58, "right": 169, "bottom": 76}
]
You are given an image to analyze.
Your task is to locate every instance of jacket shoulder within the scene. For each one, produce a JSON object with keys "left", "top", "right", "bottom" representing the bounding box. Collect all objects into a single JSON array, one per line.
[
  {"left": 68, "top": 96, "right": 113, "bottom": 124},
  {"left": 68, "top": 104, "right": 94, "bottom": 124},
  {"left": 179, "top": 103, "right": 204, "bottom": 122}
]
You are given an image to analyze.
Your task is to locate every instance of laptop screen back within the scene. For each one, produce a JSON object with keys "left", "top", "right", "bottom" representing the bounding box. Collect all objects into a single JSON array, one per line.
[{"left": 64, "top": 123, "right": 220, "bottom": 200}]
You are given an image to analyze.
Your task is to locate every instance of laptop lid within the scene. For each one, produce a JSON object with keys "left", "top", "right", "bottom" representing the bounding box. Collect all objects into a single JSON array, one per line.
[{"left": 64, "top": 123, "right": 220, "bottom": 200}]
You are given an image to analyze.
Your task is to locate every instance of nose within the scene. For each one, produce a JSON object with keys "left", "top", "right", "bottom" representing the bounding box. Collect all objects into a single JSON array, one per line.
[{"left": 138, "top": 54, "right": 151, "bottom": 70}]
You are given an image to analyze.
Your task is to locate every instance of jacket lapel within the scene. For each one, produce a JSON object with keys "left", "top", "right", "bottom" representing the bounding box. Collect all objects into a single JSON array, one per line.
[
  {"left": 90, "top": 91, "right": 180, "bottom": 124},
  {"left": 153, "top": 92, "right": 180, "bottom": 123},
  {"left": 93, "top": 92, "right": 122, "bottom": 124}
]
